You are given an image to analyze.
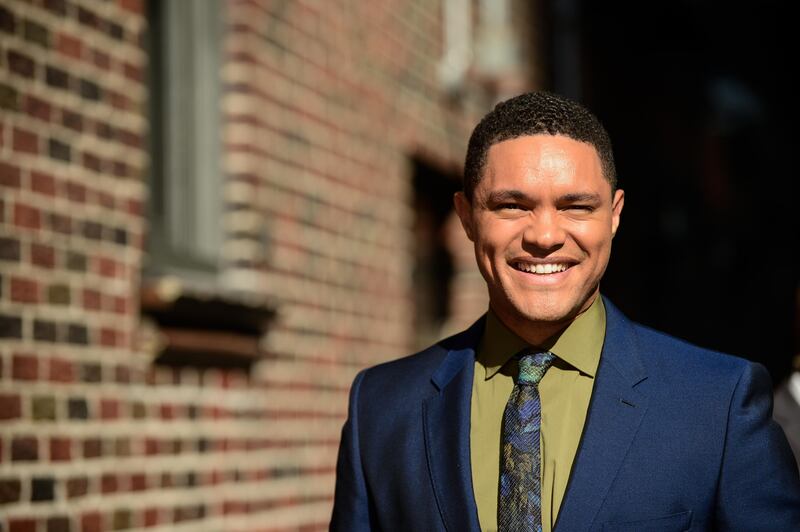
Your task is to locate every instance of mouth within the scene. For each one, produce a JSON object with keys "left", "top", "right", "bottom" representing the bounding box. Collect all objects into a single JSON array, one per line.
[{"left": 511, "top": 261, "right": 575, "bottom": 275}]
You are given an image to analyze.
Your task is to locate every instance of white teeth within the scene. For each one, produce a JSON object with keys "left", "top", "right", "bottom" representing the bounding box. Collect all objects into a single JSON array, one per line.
[{"left": 515, "top": 262, "right": 568, "bottom": 274}]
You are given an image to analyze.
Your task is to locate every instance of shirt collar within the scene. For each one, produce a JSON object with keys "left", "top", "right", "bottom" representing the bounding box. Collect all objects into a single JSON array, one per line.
[{"left": 477, "top": 295, "right": 606, "bottom": 380}]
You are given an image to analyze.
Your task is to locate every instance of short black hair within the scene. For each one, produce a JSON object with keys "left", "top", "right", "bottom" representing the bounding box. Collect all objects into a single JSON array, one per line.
[{"left": 463, "top": 91, "right": 616, "bottom": 200}]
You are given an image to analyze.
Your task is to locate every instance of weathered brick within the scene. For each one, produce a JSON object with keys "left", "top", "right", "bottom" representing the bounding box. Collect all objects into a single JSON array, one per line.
[
  {"left": 79, "top": 79, "right": 101, "bottom": 101},
  {"left": 80, "top": 362, "right": 101, "bottom": 382},
  {"left": 0, "top": 5, "right": 16, "bottom": 34},
  {"left": 67, "top": 476, "right": 89, "bottom": 499},
  {"left": 49, "top": 138, "right": 71, "bottom": 162},
  {"left": 14, "top": 202, "right": 41, "bottom": 229},
  {"left": 0, "top": 478, "right": 22, "bottom": 504},
  {"left": 8, "top": 517, "right": 37, "bottom": 532},
  {"left": 50, "top": 437, "right": 72, "bottom": 461},
  {"left": 66, "top": 181, "right": 87, "bottom": 202},
  {"left": 92, "top": 49, "right": 111, "bottom": 69},
  {"left": 48, "top": 283, "right": 71, "bottom": 304},
  {"left": 47, "top": 516, "right": 72, "bottom": 532},
  {"left": 83, "top": 438, "right": 102, "bottom": 458},
  {"left": 0, "top": 393, "right": 22, "bottom": 420},
  {"left": 44, "top": 0, "right": 68, "bottom": 16},
  {"left": 82, "top": 151, "right": 102, "bottom": 172},
  {"left": 62, "top": 109, "right": 83, "bottom": 131},
  {"left": 77, "top": 6, "right": 100, "bottom": 29},
  {"left": 49, "top": 358, "right": 75, "bottom": 382},
  {"left": 34, "top": 319, "right": 57, "bottom": 342},
  {"left": 23, "top": 19, "right": 50, "bottom": 48},
  {"left": 0, "top": 162, "right": 21, "bottom": 188},
  {"left": 13, "top": 127, "right": 38, "bottom": 154},
  {"left": 48, "top": 213, "right": 72, "bottom": 234},
  {"left": 57, "top": 32, "right": 82, "bottom": 59},
  {"left": 31, "top": 243, "right": 56, "bottom": 268},
  {"left": 12, "top": 436, "right": 39, "bottom": 461},
  {"left": 12, "top": 353, "right": 37, "bottom": 379},
  {"left": 1, "top": 313, "right": 23, "bottom": 338},
  {"left": 101, "top": 473, "right": 118, "bottom": 493},
  {"left": 82, "top": 221, "right": 103, "bottom": 240},
  {"left": 82, "top": 512, "right": 103, "bottom": 532},
  {"left": 45, "top": 65, "right": 70, "bottom": 89},
  {"left": 10, "top": 276, "right": 40, "bottom": 303},
  {"left": 32, "top": 477, "right": 55, "bottom": 501},
  {"left": 0, "top": 82, "right": 19, "bottom": 110},
  {"left": 68, "top": 323, "right": 89, "bottom": 345},
  {"left": 100, "top": 398, "right": 120, "bottom": 419},
  {"left": 31, "top": 170, "right": 56, "bottom": 195},
  {"left": 24, "top": 94, "right": 52, "bottom": 121},
  {"left": 67, "top": 398, "right": 89, "bottom": 420},
  {"left": 0, "top": 237, "right": 22, "bottom": 261},
  {"left": 32, "top": 395, "right": 57, "bottom": 421},
  {"left": 8, "top": 50, "right": 35, "bottom": 78},
  {"left": 108, "top": 21, "right": 124, "bottom": 41},
  {"left": 67, "top": 251, "right": 87, "bottom": 271}
]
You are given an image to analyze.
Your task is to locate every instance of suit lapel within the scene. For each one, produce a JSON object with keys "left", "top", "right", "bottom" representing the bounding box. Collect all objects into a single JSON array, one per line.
[
  {"left": 423, "top": 319, "right": 483, "bottom": 532},
  {"left": 555, "top": 298, "right": 649, "bottom": 531}
]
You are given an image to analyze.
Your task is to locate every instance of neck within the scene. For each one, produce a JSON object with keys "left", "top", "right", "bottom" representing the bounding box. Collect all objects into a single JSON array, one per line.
[{"left": 491, "top": 294, "right": 599, "bottom": 347}]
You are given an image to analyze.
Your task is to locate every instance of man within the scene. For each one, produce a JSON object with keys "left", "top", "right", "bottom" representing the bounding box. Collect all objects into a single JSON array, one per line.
[{"left": 331, "top": 92, "right": 800, "bottom": 531}]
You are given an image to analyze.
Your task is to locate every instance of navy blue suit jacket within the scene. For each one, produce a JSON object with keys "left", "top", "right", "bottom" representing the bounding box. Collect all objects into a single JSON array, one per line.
[{"left": 331, "top": 299, "right": 800, "bottom": 530}]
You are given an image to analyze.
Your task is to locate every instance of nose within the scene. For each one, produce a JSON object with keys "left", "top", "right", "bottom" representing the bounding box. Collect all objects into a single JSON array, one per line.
[{"left": 522, "top": 209, "right": 566, "bottom": 252}]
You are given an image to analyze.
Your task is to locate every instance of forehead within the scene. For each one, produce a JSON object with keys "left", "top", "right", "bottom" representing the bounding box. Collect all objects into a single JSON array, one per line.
[{"left": 481, "top": 134, "right": 606, "bottom": 193}]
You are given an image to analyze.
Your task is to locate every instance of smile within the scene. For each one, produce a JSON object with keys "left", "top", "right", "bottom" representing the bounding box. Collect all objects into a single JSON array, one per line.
[{"left": 512, "top": 262, "right": 572, "bottom": 275}]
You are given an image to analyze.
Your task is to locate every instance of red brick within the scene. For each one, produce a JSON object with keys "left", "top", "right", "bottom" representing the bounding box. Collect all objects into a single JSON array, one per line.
[
  {"left": 8, "top": 518, "right": 37, "bottom": 532},
  {"left": 50, "top": 437, "right": 72, "bottom": 461},
  {"left": 91, "top": 49, "right": 110, "bottom": 70},
  {"left": 113, "top": 296, "right": 127, "bottom": 314},
  {"left": 123, "top": 61, "right": 142, "bottom": 82},
  {"left": 11, "top": 436, "right": 38, "bottom": 461},
  {"left": 31, "top": 243, "right": 56, "bottom": 268},
  {"left": 0, "top": 162, "right": 21, "bottom": 188},
  {"left": 82, "top": 151, "right": 102, "bottom": 172},
  {"left": 143, "top": 508, "right": 160, "bottom": 527},
  {"left": 13, "top": 354, "right": 38, "bottom": 380},
  {"left": 0, "top": 393, "right": 22, "bottom": 419},
  {"left": 100, "top": 399, "right": 119, "bottom": 419},
  {"left": 101, "top": 473, "right": 118, "bottom": 493},
  {"left": 97, "top": 190, "right": 115, "bottom": 209},
  {"left": 97, "top": 256, "right": 117, "bottom": 278},
  {"left": 81, "top": 512, "right": 102, "bottom": 532},
  {"left": 83, "top": 288, "right": 102, "bottom": 310},
  {"left": 126, "top": 198, "right": 143, "bottom": 216},
  {"left": 30, "top": 170, "right": 56, "bottom": 196},
  {"left": 100, "top": 327, "right": 119, "bottom": 347},
  {"left": 14, "top": 202, "right": 41, "bottom": 229},
  {"left": 65, "top": 181, "right": 87, "bottom": 203},
  {"left": 119, "top": 0, "right": 143, "bottom": 15},
  {"left": 49, "top": 357, "right": 75, "bottom": 382},
  {"left": 10, "top": 276, "right": 40, "bottom": 303},
  {"left": 56, "top": 32, "right": 83, "bottom": 59},
  {"left": 12, "top": 127, "right": 38, "bottom": 154},
  {"left": 23, "top": 94, "right": 52, "bottom": 121},
  {"left": 107, "top": 90, "right": 128, "bottom": 111},
  {"left": 130, "top": 473, "right": 146, "bottom": 491}
]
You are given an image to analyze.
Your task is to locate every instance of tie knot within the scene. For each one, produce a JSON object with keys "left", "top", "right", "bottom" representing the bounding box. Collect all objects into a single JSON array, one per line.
[{"left": 516, "top": 350, "right": 555, "bottom": 385}]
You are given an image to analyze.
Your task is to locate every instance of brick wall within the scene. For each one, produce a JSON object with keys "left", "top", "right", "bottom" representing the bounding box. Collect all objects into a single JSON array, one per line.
[{"left": 1, "top": 0, "right": 537, "bottom": 529}]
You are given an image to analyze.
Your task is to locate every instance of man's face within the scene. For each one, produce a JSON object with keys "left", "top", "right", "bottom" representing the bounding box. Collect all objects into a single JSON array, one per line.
[{"left": 454, "top": 134, "right": 624, "bottom": 333}]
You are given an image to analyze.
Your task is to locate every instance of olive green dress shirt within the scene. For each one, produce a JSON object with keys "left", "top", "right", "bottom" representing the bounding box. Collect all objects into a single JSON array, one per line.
[{"left": 470, "top": 296, "right": 605, "bottom": 532}]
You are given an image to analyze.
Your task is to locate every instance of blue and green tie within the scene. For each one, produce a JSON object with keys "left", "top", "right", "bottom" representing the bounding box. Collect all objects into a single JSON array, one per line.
[{"left": 498, "top": 350, "right": 556, "bottom": 532}]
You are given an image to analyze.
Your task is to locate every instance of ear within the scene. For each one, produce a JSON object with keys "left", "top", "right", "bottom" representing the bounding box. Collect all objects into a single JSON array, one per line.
[
  {"left": 453, "top": 191, "right": 475, "bottom": 242},
  {"left": 611, "top": 189, "right": 624, "bottom": 237}
]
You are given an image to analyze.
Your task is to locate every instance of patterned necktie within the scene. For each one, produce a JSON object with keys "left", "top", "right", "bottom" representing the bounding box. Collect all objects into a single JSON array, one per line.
[{"left": 498, "top": 350, "right": 556, "bottom": 532}]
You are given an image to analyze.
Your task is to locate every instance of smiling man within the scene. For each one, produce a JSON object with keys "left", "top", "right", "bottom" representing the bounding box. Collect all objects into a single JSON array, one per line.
[{"left": 331, "top": 92, "right": 800, "bottom": 531}]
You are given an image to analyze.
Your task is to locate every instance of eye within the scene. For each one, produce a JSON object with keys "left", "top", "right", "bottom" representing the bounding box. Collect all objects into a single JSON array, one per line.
[
  {"left": 496, "top": 203, "right": 525, "bottom": 211},
  {"left": 564, "top": 204, "right": 595, "bottom": 212}
]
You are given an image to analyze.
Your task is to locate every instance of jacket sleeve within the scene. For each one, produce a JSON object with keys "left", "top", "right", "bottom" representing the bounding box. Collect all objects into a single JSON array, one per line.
[
  {"left": 330, "top": 369, "right": 371, "bottom": 531},
  {"left": 715, "top": 361, "right": 800, "bottom": 529}
]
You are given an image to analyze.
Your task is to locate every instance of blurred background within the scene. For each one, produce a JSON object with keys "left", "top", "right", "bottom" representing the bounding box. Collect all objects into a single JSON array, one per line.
[{"left": 1, "top": 0, "right": 796, "bottom": 529}]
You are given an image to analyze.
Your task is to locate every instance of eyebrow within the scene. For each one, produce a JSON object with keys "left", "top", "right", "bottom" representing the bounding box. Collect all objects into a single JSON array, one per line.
[{"left": 482, "top": 190, "right": 603, "bottom": 204}]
